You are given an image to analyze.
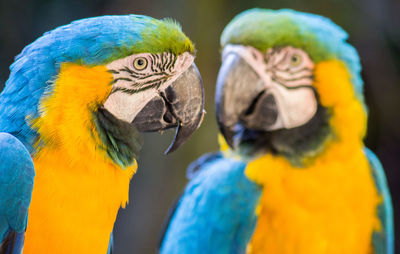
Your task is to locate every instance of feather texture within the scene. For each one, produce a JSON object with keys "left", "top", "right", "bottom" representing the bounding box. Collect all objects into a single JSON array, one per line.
[{"left": 0, "top": 133, "right": 35, "bottom": 254}]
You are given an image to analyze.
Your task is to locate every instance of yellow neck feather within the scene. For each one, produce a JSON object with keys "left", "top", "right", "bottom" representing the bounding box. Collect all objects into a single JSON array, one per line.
[{"left": 24, "top": 63, "right": 137, "bottom": 253}]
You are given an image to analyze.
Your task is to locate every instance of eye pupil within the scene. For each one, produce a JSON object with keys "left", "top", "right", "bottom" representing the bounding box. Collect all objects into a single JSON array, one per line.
[
  {"left": 134, "top": 57, "right": 147, "bottom": 70},
  {"left": 290, "top": 54, "right": 302, "bottom": 66}
]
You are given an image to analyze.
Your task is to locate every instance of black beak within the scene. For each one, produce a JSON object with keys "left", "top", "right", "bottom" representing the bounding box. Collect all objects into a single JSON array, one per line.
[
  {"left": 132, "top": 63, "right": 204, "bottom": 154},
  {"left": 215, "top": 52, "right": 278, "bottom": 149}
]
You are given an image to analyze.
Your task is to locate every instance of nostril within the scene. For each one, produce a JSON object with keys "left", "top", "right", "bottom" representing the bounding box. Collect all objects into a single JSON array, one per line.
[
  {"left": 240, "top": 92, "right": 278, "bottom": 130},
  {"left": 163, "top": 111, "right": 174, "bottom": 124},
  {"left": 163, "top": 86, "right": 177, "bottom": 103},
  {"left": 244, "top": 91, "right": 265, "bottom": 116}
]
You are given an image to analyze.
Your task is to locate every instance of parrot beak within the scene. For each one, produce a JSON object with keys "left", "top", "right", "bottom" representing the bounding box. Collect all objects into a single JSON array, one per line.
[
  {"left": 215, "top": 52, "right": 278, "bottom": 149},
  {"left": 132, "top": 63, "right": 205, "bottom": 154}
]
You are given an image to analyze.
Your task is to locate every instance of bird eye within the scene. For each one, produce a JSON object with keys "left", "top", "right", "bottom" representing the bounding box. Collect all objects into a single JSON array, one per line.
[
  {"left": 133, "top": 57, "right": 148, "bottom": 70},
  {"left": 290, "top": 53, "right": 302, "bottom": 67}
]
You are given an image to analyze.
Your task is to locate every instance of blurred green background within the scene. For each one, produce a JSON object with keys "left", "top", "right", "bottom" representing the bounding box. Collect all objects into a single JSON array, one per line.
[{"left": 0, "top": 0, "right": 399, "bottom": 253}]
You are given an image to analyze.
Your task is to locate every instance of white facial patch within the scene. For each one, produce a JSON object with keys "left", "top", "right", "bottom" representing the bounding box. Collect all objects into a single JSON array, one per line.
[
  {"left": 104, "top": 52, "right": 194, "bottom": 123},
  {"left": 222, "top": 44, "right": 317, "bottom": 130}
]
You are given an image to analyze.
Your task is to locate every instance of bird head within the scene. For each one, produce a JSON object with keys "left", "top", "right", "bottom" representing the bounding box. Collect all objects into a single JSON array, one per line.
[
  {"left": 216, "top": 9, "right": 367, "bottom": 165},
  {"left": 100, "top": 17, "right": 204, "bottom": 155},
  {"left": 4, "top": 15, "right": 204, "bottom": 167}
]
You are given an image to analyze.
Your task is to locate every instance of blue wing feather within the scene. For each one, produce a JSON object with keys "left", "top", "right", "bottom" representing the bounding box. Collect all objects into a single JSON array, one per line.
[
  {"left": 364, "top": 148, "right": 394, "bottom": 254},
  {"left": 0, "top": 133, "right": 35, "bottom": 254},
  {"left": 160, "top": 155, "right": 261, "bottom": 254},
  {"left": 107, "top": 232, "right": 113, "bottom": 254}
]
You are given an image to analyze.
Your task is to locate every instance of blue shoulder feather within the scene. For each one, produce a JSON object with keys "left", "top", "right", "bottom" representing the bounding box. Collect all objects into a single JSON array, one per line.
[
  {"left": 107, "top": 232, "right": 113, "bottom": 254},
  {"left": 0, "top": 133, "right": 35, "bottom": 253},
  {"left": 364, "top": 148, "right": 394, "bottom": 254},
  {"left": 160, "top": 155, "right": 261, "bottom": 254}
]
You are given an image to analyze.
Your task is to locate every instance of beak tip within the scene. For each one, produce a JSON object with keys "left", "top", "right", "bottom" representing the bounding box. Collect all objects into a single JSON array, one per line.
[
  {"left": 219, "top": 125, "right": 235, "bottom": 150},
  {"left": 164, "top": 145, "right": 176, "bottom": 155},
  {"left": 225, "top": 137, "right": 235, "bottom": 150}
]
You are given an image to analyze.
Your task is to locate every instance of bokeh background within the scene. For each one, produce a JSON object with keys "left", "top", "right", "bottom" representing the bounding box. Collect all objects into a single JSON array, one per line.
[{"left": 1, "top": 0, "right": 399, "bottom": 253}]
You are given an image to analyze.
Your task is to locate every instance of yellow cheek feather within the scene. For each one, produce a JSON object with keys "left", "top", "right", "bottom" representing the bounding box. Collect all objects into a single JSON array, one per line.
[
  {"left": 25, "top": 63, "right": 137, "bottom": 254},
  {"left": 243, "top": 60, "right": 381, "bottom": 254}
]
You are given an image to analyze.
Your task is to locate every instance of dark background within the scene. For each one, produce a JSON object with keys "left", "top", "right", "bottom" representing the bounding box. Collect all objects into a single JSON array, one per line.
[{"left": 0, "top": 0, "right": 399, "bottom": 253}]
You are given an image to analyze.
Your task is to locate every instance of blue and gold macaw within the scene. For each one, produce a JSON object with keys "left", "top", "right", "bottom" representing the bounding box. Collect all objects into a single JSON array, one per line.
[
  {"left": 160, "top": 9, "right": 394, "bottom": 254},
  {"left": 0, "top": 15, "right": 204, "bottom": 254}
]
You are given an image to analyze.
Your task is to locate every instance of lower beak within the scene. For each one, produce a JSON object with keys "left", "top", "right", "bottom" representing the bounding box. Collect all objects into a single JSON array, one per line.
[{"left": 132, "top": 63, "right": 205, "bottom": 154}]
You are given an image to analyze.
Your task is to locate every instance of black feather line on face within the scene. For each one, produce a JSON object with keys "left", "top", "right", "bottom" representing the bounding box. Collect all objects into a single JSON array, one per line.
[
  {"left": 111, "top": 77, "right": 133, "bottom": 84},
  {"left": 150, "top": 54, "right": 157, "bottom": 72},
  {"left": 119, "top": 67, "right": 134, "bottom": 74},
  {"left": 154, "top": 54, "right": 162, "bottom": 70},
  {"left": 166, "top": 54, "right": 175, "bottom": 72},
  {"left": 110, "top": 84, "right": 156, "bottom": 95},
  {"left": 110, "top": 75, "right": 169, "bottom": 95},
  {"left": 161, "top": 53, "right": 166, "bottom": 71},
  {"left": 161, "top": 53, "right": 169, "bottom": 71},
  {"left": 109, "top": 53, "right": 177, "bottom": 95},
  {"left": 108, "top": 69, "right": 119, "bottom": 74},
  {"left": 270, "top": 72, "right": 314, "bottom": 90},
  {"left": 266, "top": 48, "right": 288, "bottom": 67},
  {"left": 271, "top": 75, "right": 314, "bottom": 84},
  {"left": 272, "top": 66, "right": 313, "bottom": 74},
  {"left": 119, "top": 66, "right": 148, "bottom": 78},
  {"left": 272, "top": 75, "right": 314, "bottom": 83},
  {"left": 128, "top": 71, "right": 170, "bottom": 80},
  {"left": 263, "top": 48, "right": 314, "bottom": 89}
]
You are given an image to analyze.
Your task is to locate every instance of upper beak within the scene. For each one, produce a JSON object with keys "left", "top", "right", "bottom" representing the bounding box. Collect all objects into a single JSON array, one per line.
[
  {"left": 215, "top": 52, "right": 278, "bottom": 149},
  {"left": 132, "top": 63, "right": 205, "bottom": 154}
]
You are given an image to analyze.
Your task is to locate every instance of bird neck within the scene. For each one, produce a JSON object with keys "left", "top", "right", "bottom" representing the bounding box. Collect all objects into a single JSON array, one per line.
[{"left": 31, "top": 62, "right": 138, "bottom": 170}]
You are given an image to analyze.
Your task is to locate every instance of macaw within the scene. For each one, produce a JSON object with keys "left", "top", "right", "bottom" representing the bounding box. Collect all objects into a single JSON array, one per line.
[
  {"left": 159, "top": 9, "right": 394, "bottom": 254},
  {"left": 0, "top": 15, "right": 204, "bottom": 254}
]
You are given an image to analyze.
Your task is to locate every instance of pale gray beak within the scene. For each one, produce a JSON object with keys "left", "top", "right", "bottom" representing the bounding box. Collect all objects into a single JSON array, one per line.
[{"left": 215, "top": 53, "right": 278, "bottom": 148}]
